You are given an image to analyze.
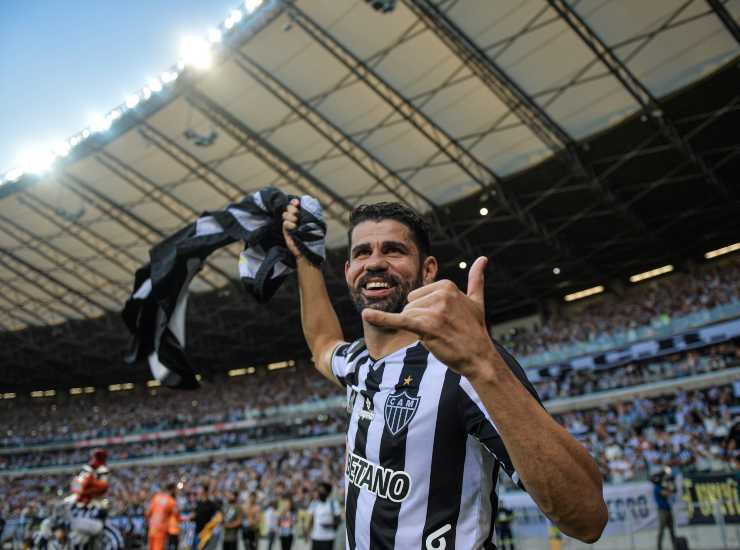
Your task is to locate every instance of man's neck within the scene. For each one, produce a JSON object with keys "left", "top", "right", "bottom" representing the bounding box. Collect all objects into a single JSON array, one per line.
[{"left": 362, "top": 321, "right": 419, "bottom": 360}]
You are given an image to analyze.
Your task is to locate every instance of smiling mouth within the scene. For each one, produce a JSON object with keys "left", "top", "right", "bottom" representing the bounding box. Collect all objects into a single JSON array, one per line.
[{"left": 361, "top": 279, "right": 397, "bottom": 298}]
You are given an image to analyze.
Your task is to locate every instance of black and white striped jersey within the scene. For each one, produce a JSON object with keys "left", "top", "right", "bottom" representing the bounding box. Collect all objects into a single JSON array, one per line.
[{"left": 331, "top": 339, "right": 541, "bottom": 550}]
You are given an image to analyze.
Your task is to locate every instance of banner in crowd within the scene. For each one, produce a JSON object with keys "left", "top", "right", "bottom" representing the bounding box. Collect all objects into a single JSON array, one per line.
[
  {"left": 502, "top": 482, "right": 658, "bottom": 538},
  {"left": 680, "top": 472, "right": 740, "bottom": 525}
]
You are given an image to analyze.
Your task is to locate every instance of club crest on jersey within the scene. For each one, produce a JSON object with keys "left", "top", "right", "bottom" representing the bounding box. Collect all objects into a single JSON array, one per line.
[{"left": 384, "top": 390, "right": 420, "bottom": 436}]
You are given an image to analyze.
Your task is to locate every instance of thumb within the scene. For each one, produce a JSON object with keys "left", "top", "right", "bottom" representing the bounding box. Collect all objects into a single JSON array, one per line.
[
  {"left": 362, "top": 308, "right": 418, "bottom": 333},
  {"left": 466, "top": 256, "right": 488, "bottom": 305}
]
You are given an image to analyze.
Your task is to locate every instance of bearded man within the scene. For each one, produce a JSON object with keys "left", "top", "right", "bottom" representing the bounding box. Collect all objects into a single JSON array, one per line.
[{"left": 282, "top": 201, "right": 607, "bottom": 550}]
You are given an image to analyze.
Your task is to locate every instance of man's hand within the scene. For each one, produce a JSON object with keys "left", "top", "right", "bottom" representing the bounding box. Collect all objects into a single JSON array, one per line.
[
  {"left": 282, "top": 198, "right": 302, "bottom": 258},
  {"left": 361, "top": 256, "right": 494, "bottom": 377}
]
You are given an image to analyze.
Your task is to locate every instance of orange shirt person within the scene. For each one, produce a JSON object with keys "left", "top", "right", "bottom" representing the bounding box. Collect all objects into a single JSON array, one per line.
[{"left": 146, "top": 483, "right": 178, "bottom": 550}]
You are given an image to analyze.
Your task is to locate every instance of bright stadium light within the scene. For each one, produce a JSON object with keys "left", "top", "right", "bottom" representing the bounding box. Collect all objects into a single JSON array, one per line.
[
  {"left": 180, "top": 36, "right": 213, "bottom": 70},
  {"left": 125, "top": 94, "right": 140, "bottom": 109},
  {"left": 705, "top": 242, "right": 740, "bottom": 259},
  {"left": 69, "top": 387, "right": 83, "bottom": 395},
  {"left": 268, "top": 360, "right": 295, "bottom": 371},
  {"left": 629, "top": 264, "right": 674, "bottom": 283},
  {"left": 149, "top": 78, "right": 163, "bottom": 93},
  {"left": 90, "top": 113, "right": 111, "bottom": 133},
  {"left": 147, "top": 379, "right": 161, "bottom": 388},
  {"left": 52, "top": 141, "right": 71, "bottom": 158},
  {"left": 5, "top": 168, "right": 24, "bottom": 182},
  {"left": 553, "top": 267, "right": 561, "bottom": 275},
  {"left": 225, "top": 9, "right": 243, "bottom": 29},
  {"left": 84, "top": 386, "right": 95, "bottom": 394},
  {"left": 458, "top": 261, "right": 467, "bottom": 269},
  {"left": 141, "top": 87, "right": 152, "bottom": 101},
  {"left": 245, "top": 0, "right": 263, "bottom": 13},
  {"left": 564, "top": 285, "right": 604, "bottom": 302},
  {"left": 479, "top": 207, "right": 488, "bottom": 216},
  {"left": 81, "top": 128, "right": 91, "bottom": 139},
  {"left": 106, "top": 109, "right": 122, "bottom": 125},
  {"left": 2, "top": 393, "right": 15, "bottom": 399},
  {"left": 208, "top": 28, "right": 223, "bottom": 43},
  {"left": 18, "top": 147, "right": 56, "bottom": 174},
  {"left": 229, "top": 368, "right": 248, "bottom": 377},
  {"left": 161, "top": 70, "right": 178, "bottom": 84}
]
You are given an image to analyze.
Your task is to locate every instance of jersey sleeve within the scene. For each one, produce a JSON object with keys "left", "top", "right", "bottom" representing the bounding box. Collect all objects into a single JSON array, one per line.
[
  {"left": 458, "top": 341, "right": 543, "bottom": 491},
  {"left": 330, "top": 339, "right": 365, "bottom": 387}
]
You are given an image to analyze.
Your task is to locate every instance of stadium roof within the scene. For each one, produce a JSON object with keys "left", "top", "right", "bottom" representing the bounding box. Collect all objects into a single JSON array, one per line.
[{"left": 1, "top": 0, "right": 739, "bottom": 390}]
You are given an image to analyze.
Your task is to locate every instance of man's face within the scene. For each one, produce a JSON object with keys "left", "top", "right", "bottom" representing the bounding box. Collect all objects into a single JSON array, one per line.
[{"left": 345, "top": 220, "right": 436, "bottom": 315}]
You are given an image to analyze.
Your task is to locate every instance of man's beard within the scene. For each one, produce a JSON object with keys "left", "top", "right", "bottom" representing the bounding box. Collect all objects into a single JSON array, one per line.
[{"left": 350, "top": 269, "right": 424, "bottom": 315}]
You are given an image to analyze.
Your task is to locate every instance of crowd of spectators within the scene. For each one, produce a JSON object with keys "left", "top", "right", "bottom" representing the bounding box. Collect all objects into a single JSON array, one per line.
[
  {"left": 1, "top": 445, "right": 345, "bottom": 535},
  {"left": 556, "top": 385, "right": 739, "bottom": 484},
  {"left": 3, "top": 338, "right": 736, "bottom": 456},
  {"left": 500, "top": 258, "right": 740, "bottom": 358},
  {"left": 534, "top": 341, "right": 739, "bottom": 401},
  {"left": 0, "top": 413, "right": 345, "bottom": 471},
  {"left": 0, "top": 368, "right": 338, "bottom": 448},
  {"left": 3, "top": 382, "right": 737, "bottom": 520}
]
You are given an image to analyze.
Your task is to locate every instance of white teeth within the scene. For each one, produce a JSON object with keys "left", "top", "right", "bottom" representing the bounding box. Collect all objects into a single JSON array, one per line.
[{"left": 366, "top": 282, "right": 389, "bottom": 289}]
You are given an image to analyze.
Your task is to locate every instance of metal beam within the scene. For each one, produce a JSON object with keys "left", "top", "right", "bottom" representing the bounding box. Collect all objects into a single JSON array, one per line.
[
  {"left": 228, "top": 50, "right": 514, "bottom": 274},
  {"left": 283, "top": 1, "right": 586, "bottom": 266},
  {"left": 0, "top": 249, "right": 107, "bottom": 319},
  {"left": 92, "top": 150, "right": 239, "bottom": 285},
  {"left": 706, "top": 0, "right": 740, "bottom": 45},
  {"left": 547, "top": 0, "right": 730, "bottom": 199},
  {"left": 60, "top": 172, "right": 228, "bottom": 290},
  {"left": 0, "top": 213, "right": 128, "bottom": 307},
  {"left": 232, "top": 51, "right": 433, "bottom": 213},
  {"left": 403, "top": 0, "right": 681, "bottom": 260},
  {"left": 184, "top": 86, "right": 352, "bottom": 228}
]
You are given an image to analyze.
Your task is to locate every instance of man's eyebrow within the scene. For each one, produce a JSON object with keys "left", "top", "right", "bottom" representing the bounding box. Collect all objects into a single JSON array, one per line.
[
  {"left": 382, "top": 241, "right": 409, "bottom": 250},
  {"left": 350, "top": 240, "right": 409, "bottom": 254}
]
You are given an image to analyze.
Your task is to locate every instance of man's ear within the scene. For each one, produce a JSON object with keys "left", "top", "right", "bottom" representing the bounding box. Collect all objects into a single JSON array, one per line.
[{"left": 422, "top": 255, "right": 438, "bottom": 285}]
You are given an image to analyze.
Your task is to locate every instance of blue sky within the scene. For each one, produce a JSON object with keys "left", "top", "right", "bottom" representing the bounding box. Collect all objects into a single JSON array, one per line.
[{"left": 0, "top": 0, "right": 239, "bottom": 174}]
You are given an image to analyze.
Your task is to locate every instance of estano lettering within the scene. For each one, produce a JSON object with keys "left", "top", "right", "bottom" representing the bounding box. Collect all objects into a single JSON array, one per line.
[{"left": 346, "top": 451, "right": 412, "bottom": 502}]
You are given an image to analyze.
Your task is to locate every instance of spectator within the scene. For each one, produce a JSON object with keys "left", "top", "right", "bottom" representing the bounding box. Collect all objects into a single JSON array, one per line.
[
  {"left": 222, "top": 491, "right": 242, "bottom": 550},
  {"left": 306, "top": 482, "right": 340, "bottom": 550}
]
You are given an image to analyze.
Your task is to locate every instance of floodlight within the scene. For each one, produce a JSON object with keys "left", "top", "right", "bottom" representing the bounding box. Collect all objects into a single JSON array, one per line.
[
  {"left": 53, "top": 141, "right": 71, "bottom": 157},
  {"left": 180, "top": 36, "right": 212, "bottom": 70},
  {"left": 106, "top": 109, "right": 122, "bottom": 124},
  {"left": 629, "top": 264, "right": 673, "bottom": 283},
  {"left": 459, "top": 261, "right": 467, "bottom": 269},
  {"left": 479, "top": 207, "right": 488, "bottom": 216},
  {"left": 705, "top": 242, "right": 740, "bottom": 259},
  {"left": 245, "top": 0, "right": 263, "bottom": 13},
  {"left": 18, "top": 147, "right": 56, "bottom": 174},
  {"left": 149, "top": 78, "right": 163, "bottom": 93},
  {"left": 161, "top": 70, "right": 178, "bottom": 84},
  {"left": 126, "top": 94, "right": 140, "bottom": 109},
  {"left": 90, "top": 114, "right": 111, "bottom": 133},
  {"left": 81, "top": 128, "right": 91, "bottom": 139},
  {"left": 5, "top": 168, "right": 25, "bottom": 182},
  {"left": 141, "top": 87, "right": 152, "bottom": 101},
  {"left": 564, "top": 285, "right": 604, "bottom": 302}
]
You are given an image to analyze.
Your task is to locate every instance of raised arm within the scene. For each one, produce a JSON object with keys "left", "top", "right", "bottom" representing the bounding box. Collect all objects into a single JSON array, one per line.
[
  {"left": 362, "top": 256, "right": 608, "bottom": 542},
  {"left": 282, "top": 199, "right": 346, "bottom": 386}
]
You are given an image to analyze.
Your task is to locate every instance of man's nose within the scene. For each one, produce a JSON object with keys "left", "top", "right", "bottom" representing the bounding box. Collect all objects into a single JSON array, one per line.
[{"left": 364, "top": 250, "right": 389, "bottom": 271}]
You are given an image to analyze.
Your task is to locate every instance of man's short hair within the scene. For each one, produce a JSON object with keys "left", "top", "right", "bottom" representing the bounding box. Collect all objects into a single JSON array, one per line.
[{"left": 348, "top": 202, "right": 432, "bottom": 258}]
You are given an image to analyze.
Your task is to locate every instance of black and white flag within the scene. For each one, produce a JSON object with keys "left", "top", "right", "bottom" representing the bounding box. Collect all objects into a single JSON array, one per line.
[{"left": 121, "top": 187, "right": 326, "bottom": 389}]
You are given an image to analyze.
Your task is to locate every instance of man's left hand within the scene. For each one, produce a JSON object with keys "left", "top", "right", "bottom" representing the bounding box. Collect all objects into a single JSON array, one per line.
[{"left": 362, "top": 256, "right": 495, "bottom": 377}]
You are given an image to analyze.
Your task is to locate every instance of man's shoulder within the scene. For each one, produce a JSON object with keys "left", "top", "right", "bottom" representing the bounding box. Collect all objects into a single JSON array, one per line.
[{"left": 334, "top": 338, "right": 366, "bottom": 360}]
